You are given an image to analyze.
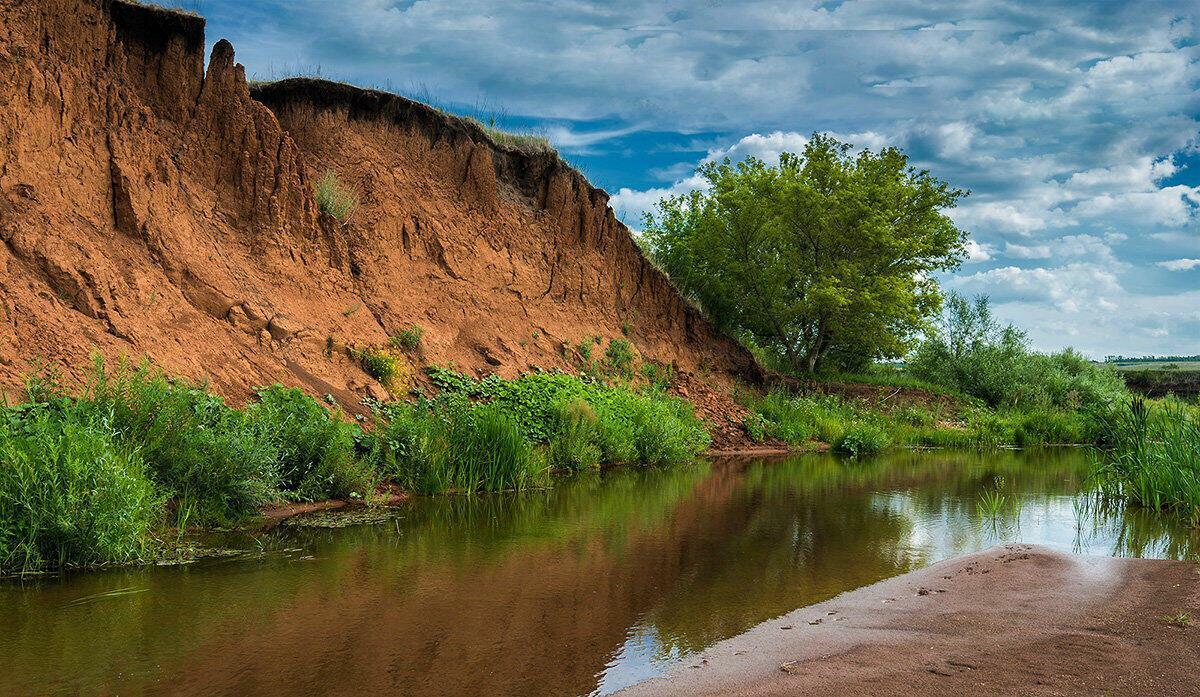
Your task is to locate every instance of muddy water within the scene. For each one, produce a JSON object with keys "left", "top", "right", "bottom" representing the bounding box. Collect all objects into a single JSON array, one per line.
[{"left": 2, "top": 449, "right": 1197, "bottom": 697}]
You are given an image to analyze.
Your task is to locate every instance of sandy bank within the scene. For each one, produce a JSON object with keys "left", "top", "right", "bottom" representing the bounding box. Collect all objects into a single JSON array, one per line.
[{"left": 620, "top": 544, "right": 1200, "bottom": 696}]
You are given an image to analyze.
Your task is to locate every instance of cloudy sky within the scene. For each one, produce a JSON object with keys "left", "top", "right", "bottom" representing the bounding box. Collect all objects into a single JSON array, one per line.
[{"left": 196, "top": 0, "right": 1200, "bottom": 358}]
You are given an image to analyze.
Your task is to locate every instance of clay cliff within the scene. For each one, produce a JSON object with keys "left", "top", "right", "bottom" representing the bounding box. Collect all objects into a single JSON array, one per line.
[{"left": 0, "top": 0, "right": 760, "bottom": 432}]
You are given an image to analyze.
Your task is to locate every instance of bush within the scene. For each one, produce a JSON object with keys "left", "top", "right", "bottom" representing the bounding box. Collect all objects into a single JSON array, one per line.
[
  {"left": 423, "top": 368, "right": 709, "bottom": 466},
  {"left": 246, "top": 386, "right": 374, "bottom": 502},
  {"left": 833, "top": 423, "right": 890, "bottom": 457},
  {"left": 743, "top": 412, "right": 767, "bottom": 443},
  {"left": 909, "top": 293, "right": 1127, "bottom": 412},
  {"left": 0, "top": 407, "right": 160, "bottom": 572},
  {"left": 547, "top": 399, "right": 601, "bottom": 472},
  {"left": 363, "top": 396, "right": 547, "bottom": 494},
  {"left": 603, "top": 339, "right": 636, "bottom": 379},
  {"left": 314, "top": 170, "right": 358, "bottom": 221},
  {"left": 81, "top": 358, "right": 279, "bottom": 526}
]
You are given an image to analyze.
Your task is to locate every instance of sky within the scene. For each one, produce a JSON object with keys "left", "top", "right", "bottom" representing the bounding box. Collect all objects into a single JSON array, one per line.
[{"left": 191, "top": 0, "right": 1200, "bottom": 358}]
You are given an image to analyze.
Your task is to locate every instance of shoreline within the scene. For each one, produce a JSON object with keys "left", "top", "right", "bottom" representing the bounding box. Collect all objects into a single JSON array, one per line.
[{"left": 618, "top": 544, "right": 1200, "bottom": 696}]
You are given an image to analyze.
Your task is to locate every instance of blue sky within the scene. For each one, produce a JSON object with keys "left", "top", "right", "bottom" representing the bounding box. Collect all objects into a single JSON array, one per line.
[{"left": 193, "top": 0, "right": 1199, "bottom": 357}]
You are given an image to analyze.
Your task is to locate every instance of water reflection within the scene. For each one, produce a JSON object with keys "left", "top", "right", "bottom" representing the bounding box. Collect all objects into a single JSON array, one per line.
[{"left": 0, "top": 449, "right": 1196, "bottom": 697}]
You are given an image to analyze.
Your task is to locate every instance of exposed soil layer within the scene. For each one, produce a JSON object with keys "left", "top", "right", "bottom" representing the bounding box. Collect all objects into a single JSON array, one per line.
[
  {"left": 620, "top": 545, "right": 1200, "bottom": 696},
  {"left": 0, "top": 0, "right": 760, "bottom": 441}
]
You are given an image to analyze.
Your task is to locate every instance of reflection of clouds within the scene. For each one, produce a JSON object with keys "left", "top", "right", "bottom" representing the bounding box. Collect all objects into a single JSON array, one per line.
[
  {"left": 593, "top": 624, "right": 682, "bottom": 697},
  {"left": 868, "top": 488, "right": 1197, "bottom": 567}
]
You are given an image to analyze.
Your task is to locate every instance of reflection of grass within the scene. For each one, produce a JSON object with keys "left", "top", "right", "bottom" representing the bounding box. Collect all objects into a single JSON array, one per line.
[{"left": 1074, "top": 492, "right": 1200, "bottom": 560}]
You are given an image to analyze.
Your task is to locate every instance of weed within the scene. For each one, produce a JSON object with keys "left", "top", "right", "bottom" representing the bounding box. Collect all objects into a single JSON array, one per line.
[
  {"left": 604, "top": 338, "right": 636, "bottom": 379},
  {"left": 1163, "top": 612, "right": 1191, "bottom": 628},
  {"left": 0, "top": 407, "right": 160, "bottom": 573},
  {"left": 246, "top": 386, "right": 373, "bottom": 502},
  {"left": 547, "top": 399, "right": 601, "bottom": 472},
  {"left": 351, "top": 346, "right": 411, "bottom": 393},
  {"left": 389, "top": 325, "right": 424, "bottom": 351},
  {"left": 81, "top": 357, "right": 279, "bottom": 526},
  {"left": 314, "top": 170, "right": 359, "bottom": 221},
  {"left": 1093, "top": 398, "right": 1200, "bottom": 525},
  {"left": 744, "top": 412, "right": 768, "bottom": 444},
  {"left": 833, "top": 423, "right": 890, "bottom": 457}
]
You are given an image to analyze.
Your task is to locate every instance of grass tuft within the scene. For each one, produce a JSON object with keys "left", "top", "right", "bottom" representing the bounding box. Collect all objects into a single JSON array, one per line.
[{"left": 314, "top": 169, "right": 359, "bottom": 221}]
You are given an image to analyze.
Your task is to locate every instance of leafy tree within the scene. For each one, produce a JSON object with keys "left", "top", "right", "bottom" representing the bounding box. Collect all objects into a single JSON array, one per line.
[{"left": 642, "top": 133, "right": 967, "bottom": 374}]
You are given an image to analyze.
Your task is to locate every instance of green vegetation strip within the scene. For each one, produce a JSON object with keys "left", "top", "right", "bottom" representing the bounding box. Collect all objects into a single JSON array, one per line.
[{"left": 0, "top": 359, "right": 707, "bottom": 574}]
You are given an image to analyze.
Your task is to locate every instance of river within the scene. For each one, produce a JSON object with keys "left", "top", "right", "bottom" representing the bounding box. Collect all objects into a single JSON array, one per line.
[{"left": 1, "top": 449, "right": 1196, "bottom": 696}]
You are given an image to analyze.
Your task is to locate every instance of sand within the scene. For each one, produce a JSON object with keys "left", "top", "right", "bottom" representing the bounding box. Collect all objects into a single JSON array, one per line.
[{"left": 619, "top": 544, "right": 1200, "bottom": 696}]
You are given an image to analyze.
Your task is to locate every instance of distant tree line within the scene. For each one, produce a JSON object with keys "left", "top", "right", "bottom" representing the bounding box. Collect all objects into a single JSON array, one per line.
[{"left": 1104, "top": 355, "right": 1200, "bottom": 364}]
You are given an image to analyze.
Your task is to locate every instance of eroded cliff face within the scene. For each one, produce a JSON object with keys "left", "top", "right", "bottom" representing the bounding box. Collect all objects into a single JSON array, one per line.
[{"left": 0, "top": 0, "right": 759, "bottom": 428}]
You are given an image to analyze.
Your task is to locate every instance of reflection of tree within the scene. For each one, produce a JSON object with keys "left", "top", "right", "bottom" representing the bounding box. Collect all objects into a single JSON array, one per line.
[{"left": 643, "top": 448, "right": 1096, "bottom": 656}]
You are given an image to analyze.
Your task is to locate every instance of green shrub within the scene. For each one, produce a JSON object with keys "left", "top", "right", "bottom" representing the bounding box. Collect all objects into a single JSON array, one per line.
[
  {"left": 640, "top": 360, "right": 675, "bottom": 392},
  {"left": 364, "top": 396, "right": 546, "bottom": 494},
  {"left": 314, "top": 170, "right": 358, "bottom": 221},
  {"left": 0, "top": 407, "right": 160, "bottom": 572},
  {"left": 547, "top": 399, "right": 601, "bottom": 472},
  {"left": 246, "top": 386, "right": 373, "bottom": 502},
  {"left": 81, "top": 358, "right": 279, "bottom": 526},
  {"left": 420, "top": 367, "right": 708, "bottom": 467},
  {"left": 389, "top": 326, "right": 424, "bottom": 351},
  {"left": 833, "top": 423, "right": 890, "bottom": 457},
  {"left": 909, "top": 293, "right": 1127, "bottom": 411},
  {"left": 743, "top": 412, "right": 768, "bottom": 444}
]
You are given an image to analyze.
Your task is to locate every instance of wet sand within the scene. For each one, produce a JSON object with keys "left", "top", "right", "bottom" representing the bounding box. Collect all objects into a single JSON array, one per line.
[{"left": 620, "top": 544, "right": 1200, "bottom": 696}]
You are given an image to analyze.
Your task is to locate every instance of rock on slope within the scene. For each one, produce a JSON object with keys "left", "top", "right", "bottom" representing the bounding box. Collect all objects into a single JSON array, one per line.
[{"left": 0, "top": 0, "right": 760, "bottom": 432}]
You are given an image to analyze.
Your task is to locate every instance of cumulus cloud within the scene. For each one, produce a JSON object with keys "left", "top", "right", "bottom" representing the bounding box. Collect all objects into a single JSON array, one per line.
[
  {"left": 949, "top": 263, "right": 1123, "bottom": 314},
  {"left": 1158, "top": 258, "right": 1200, "bottom": 271},
  {"left": 202, "top": 0, "right": 1200, "bottom": 355}
]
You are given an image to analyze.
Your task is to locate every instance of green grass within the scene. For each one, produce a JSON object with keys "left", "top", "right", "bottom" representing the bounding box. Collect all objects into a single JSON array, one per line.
[
  {"left": 389, "top": 326, "right": 424, "bottom": 351},
  {"left": 314, "top": 169, "right": 359, "bottom": 221},
  {"left": 361, "top": 395, "right": 546, "bottom": 495},
  {"left": 82, "top": 357, "right": 280, "bottom": 526},
  {"left": 0, "top": 406, "right": 161, "bottom": 572},
  {"left": 0, "top": 358, "right": 714, "bottom": 573},
  {"left": 422, "top": 367, "right": 710, "bottom": 468},
  {"left": 1093, "top": 398, "right": 1200, "bottom": 525},
  {"left": 245, "top": 385, "right": 374, "bottom": 502},
  {"left": 745, "top": 388, "right": 1102, "bottom": 452},
  {"left": 832, "top": 423, "right": 890, "bottom": 457}
]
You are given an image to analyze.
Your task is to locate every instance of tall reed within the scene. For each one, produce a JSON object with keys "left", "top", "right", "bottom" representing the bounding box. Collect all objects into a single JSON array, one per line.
[{"left": 1093, "top": 398, "right": 1200, "bottom": 525}]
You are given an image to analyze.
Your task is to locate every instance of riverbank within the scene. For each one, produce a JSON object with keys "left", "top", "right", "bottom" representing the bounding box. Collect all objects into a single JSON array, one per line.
[{"left": 620, "top": 544, "right": 1200, "bottom": 696}]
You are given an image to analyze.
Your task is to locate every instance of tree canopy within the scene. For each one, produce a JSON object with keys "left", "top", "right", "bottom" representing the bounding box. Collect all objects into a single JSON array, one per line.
[{"left": 641, "top": 133, "right": 968, "bottom": 374}]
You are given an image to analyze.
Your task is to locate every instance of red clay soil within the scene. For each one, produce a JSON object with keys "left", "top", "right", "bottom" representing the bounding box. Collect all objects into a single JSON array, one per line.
[
  {"left": 619, "top": 544, "right": 1200, "bottom": 696},
  {"left": 0, "top": 0, "right": 761, "bottom": 442}
]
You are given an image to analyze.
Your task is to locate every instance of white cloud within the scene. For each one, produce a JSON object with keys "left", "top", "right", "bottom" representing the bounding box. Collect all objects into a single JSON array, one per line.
[
  {"left": 1157, "top": 258, "right": 1200, "bottom": 271},
  {"left": 949, "top": 263, "right": 1123, "bottom": 313},
  {"left": 964, "top": 239, "right": 995, "bottom": 263},
  {"left": 208, "top": 0, "right": 1200, "bottom": 354}
]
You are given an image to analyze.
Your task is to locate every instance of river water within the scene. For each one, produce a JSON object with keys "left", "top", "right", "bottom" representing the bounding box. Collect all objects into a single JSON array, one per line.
[{"left": 2, "top": 449, "right": 1196, "bottom": 696}]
